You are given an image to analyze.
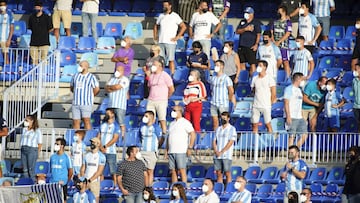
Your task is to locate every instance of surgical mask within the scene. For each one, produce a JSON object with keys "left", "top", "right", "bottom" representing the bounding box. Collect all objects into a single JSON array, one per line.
[
  {"left": 214, "top": 66, "right": 220, "bottom": 73},
  {"left": 256, "top": 66, "right": 262, "bottom": 73},
  {"left": 38, "top": 180, "right": 46, "bottom": 185},
  {"left": 263, "top": 39, "right": 269, "bottom": 44},
  {"left": 296, "top": 42, "right": 301, "bottom": 48},
  {"left": 150, "top": 52, "right": 155, "bottom": 57},
  {"left": 188, "top": 75, "right": 194, "bottom": 82},
  {"left": 223, "top": 46, "right": 229, "bottom": 53},
  {"left": 151, "top": 65, "right": 157, "bottom": 73},
  {"left": 320, "top": 85, "right": 326, "bottom": 91},
  {"left": 75, "top": 184, "right": 81, "bottom": 190},
  {"left": 355, "top": 24, "right": 360, "bottom": 29},
  {"left": 201, "top": 8, "right": 208, "bottom": 13},
  {"left": 300, "top": 194, "right": 307, "bottom": 203},
  {"left": 353, "top": 70, "right": 359, "bottom": 77},
  {"left": 299, "top": 80, "right": 306, "bottom": 88},
  {"left": 24, "top": 121, "right": 30, "bottom": 127},
  {"left": 90, "top": 143, "right": 96, "bottom": 150},
  {"left": 172, "top": 190, "right": 179, "bottom": 197},
  {"left": 171, "top": 111, "right": 177, "bottom": 118},
  {"left": 73, "top": 135, "right": 79, "bottom": 142},
  {"left": 143, "top": 193, "right": 149, "bottom": 200},
  {"left": 135, "top": 152, "right": 142, "bottom": 159},
  {"left": 142, "top": 116, "right": 149, "bottom": 124},
  {"left": 54, "top": 144, "right": 60, "bottom": 152},
  {"left": 326, "top": 85, "right": 333, "bottom": 91},
  {"left": 120, "top": 40, "right": 127, "bottom": 47},
  {"left": 0, "top": 6, "right": 6, "bottom": 12},
  {"left": 234, "top": 182, "right": 241, "bottom": 190},
  {"left": 299, "top": 8, "right": 305, "bottom": 16},
  {"left": 221, "top": 119, "right": 227, "bottom": 125},
  {"left": 77, "top": 65, "right": 83, "bottom": 73},
  {"left": 244, "top": 13, "right": 250, "bottom": 20},
  {"left": 114, "top": 71, "right": 121, "bottom": 78},
  {"left": 202, "top": 185, "right": 209, "bottom": 193},
  {"left": 288, "top": 153, "right": 295, "bottom": 160}
]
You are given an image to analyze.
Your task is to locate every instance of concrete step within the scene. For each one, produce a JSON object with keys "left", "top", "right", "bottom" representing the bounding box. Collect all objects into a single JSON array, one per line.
[
  {"left": 43, "top": 111, "right": 72, "bottom": 119},
  {"left": 39, "top": 118, "right": 73, "bottom": 128}
]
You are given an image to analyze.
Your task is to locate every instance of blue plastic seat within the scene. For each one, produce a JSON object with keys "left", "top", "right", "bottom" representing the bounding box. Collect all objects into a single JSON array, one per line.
[
  {"left": 58, "top": 36, "right": 76, "bottom": 51},
  {"left": 102, "top": 164, "right": 111, "bottom": 179},
  {"left": 340, "top": 103, "right": 354, "bottom": 118},
  {"left": 172, "top": 67, "right": 189, "bottom": 84},
  {"left": 34, "top": 161, "right": 50, "bottom": 176},
  {"left": 101, "top": 198, "right": 120, "bottom": 203},
  {"left": 169, "top": 83, "right": 187, "bottom": 100},
  {"left": 104, "top": 23, "right": 122, "bottom": 39},
  {"left": 336, "top": 55, "right": 352, "bottom": 71},
  {"left": 98, "top": 0, "right": 111, "bottom": 16},
  {"left": 70, "top": 22, "right": 83, "bottom": 37},
  {"left": 317, "top": 167, "right": 345, "bottom": 185},
  {"left": 224, "top": 24, "right": 234, "bottom": 41},
  {"left": 194, "top": 132, "right": 213, "bottom": 150},
  {"left": 262, "top": 182, "right": 285, "bottom": 203},
  {"left": 230, "top": 166, "right": 243, "bottom": 181},
  {"left": 200, "top": 117, "right": 213, "bottom": 131},
  {"left": 342, "top": 87, "right": 355, "bottom": 102},
  {"left": 232, "top": 101, "right": 252, "bottom": 118},
  {"left": 0, "top": 64, "right": 19, "bottom": 81},
  {"left": 83, "top": 129, "right": 99, "bottom": 146},
  {"left": 318, "top": 39, "right": 335, "bottom": 56},
  {"left": 243, "top": 166, "right": 262, "bottom": 182},
  {"left": 271, "top": 101, "right": 284, "bottom": 118},
  {"left": 0, "top": 177, "right": 14, "bottom": 186},
  {"left": 175, "top": 52, "right": 187, "bottom": 66},
  {"left": 100, "top": 179, "right": 116, "bottom": 198},
  {"left": 345, "top": 25, "right": 356, "bottom": 41},
  {"left": 13, "top": 20, "right": 26, "bottom": 37},
  {"left": 318, "top": 56, "right": 335, "bottom": 70},
  {"left": 329, "top": 25, "right": 345, "bottom": 41},
  {"left": 304, "top": 167, "right": 327, "bottom": 184},
  {"left": 271, "top": 118, "right": 286, "bottom": 133},
  {"left": 80, "top": 52, "right": 98, "bottom": 68},
  {"left": 18, "top": 34, "right": 31, "bottom": 48},
  {"left": 124, "top": 116, "right": 140, "bottom": 130},
  {"left": 153, "top": 181, "right": 170, "bottom": 198},
  {"left": 211, "top": 38, "right": 223, "bottom": 50},
  {"left": 128, "top": 0, "right": 150, "bottom": 17},
  {"left": 321, "top": 183, "right": 340, "bottom": 202},
  {"left": 333, "top": 38, "right": 352, "bottom": 55},
  {"left": 60, "top": 51, "right": 77, "bottom": 66},
  {"left": 124, "top": 22, "right": 143, "bottom": 40},
  {"left": 276, "top": 85, "right": 286, "bottom": 100},
  {"left": 238, "top": 70, "right": 249, "bottom": 84},
  {"left": 76, "top": 37, "right": 96, "bottom": 53},
  {"left": 109, "top": 1, "right": 130, "bottom": 16},
  {"left": 341, "top": 117, "right": 359, "bottom": 133},
  {"left": 310, "top": 182, "right": 323, "bottom": 201},
  {"left": 60, "top": 65, "right": 78, "bottom": 83},
  {"left": 129, "top": 82, "right": 144, "bottom": 100},
  {"left": 235, "top": 132, "right": 260, "bottom": 150},
  {"left": 186, "top": 181, "right": 203, "bottom": 199},
  {"left": 95, "top": 37, "right": 116, "bottom": 54},
  {"left": 235, "top": 84, "right": 251, "bottom": 100},
  {"left": 219, "top": 182, "right": 237, "bottom": 201},
  {"left": 233, "top": 117, "right": 252, "bottom": 131},
  {"left": 204, "top": 166, "right": 216, "bottom": 181},
  {"left": 154, "top": 164, "right": 170, "bottom": 181},
  {"left": 214, "top": 182, "right": 224, "bottom": 196},
  {"left": 15, "top": 177, "right": 34, "bottom": 185},
  {"left": 252, "top": 184, "right": 273, "bottom": 202}
]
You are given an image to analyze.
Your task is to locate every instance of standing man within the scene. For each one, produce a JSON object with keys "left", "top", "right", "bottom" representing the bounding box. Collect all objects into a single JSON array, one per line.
[
  {"left": 111, "top": 36, "right": 134, "bottom": 77},
  {"left": 50, "top": 138, "right": 73, "bottom": 203},
  {"left": 80, "top": 0, "right": 99, "bottom": 40},
  {"left": 250, "top": 60, "right": 276, "bottom": 134},
  {"left": 209, "top": 0, "right": 230, "bottom": 42},
  {"left": 167, "top": 105, "right": 196, "bottom": 183},
  {"left": 292, "top": 36, "right": 315, "bottom": 79},
  {"left": 52, "top": 0, "right": 73, "bottom": 41},
  {"left": 80, "top": 137, "right": 106, "bottom": 203},
  {"left": 154, "top": 0, "right": 186, "bottom": 75},
  {"left": 353, "top": 63, "right": 360, "bottom": 132},
  {"left": 271, "top": 5, "right": 292, "bottom": 78},
  {"left": 139, "top": 111, "right": 164, "bottom": 186},
  {"left": 105, "top": 66, "right": 129, "bottom": 138},
  {"left": 70, "top": 60, "right": 100, "bottom": 130},
  {"left": 98, "top": 108, "right": 120, "bottom": 185},
  {"left": 343, "top": 146, "right": 360, "bottom": 203},
  {"left": 147, "top": 59, "right": 174, "bottom": 136},
  {"left": 210, "top": 60, "right": 236, "bottom": 131},
  {"left": 312, "top": 0, "right": 335, "bottom": 41},
  {"left": 28, "top": 1, "right": 53, "bottom": 65},
  {"left": 194, "top": 178, "right": 220, "bottom": 203},
  {"left": 117, "top": 146, "right": 148, "bottom": 203},
  {"left": 227, "top": 176, "right": 252, "bottom": 203},
  {"left": 351, "top": 18, "right": 360, "bottom": 71},
  {"left": 235, "top": 7, "right": 261, "bottom": 75},
  {"left": 212, "top": 111, "right": 236, "bottom": 184},
  {"left": 281, "top": 0, "right": 301, "bottom": 38},
  {"left": 280, "top": 145, "right": 308, "bottom": 203},
  {"left": 283, "top": 72, "right": 308, "bottom": 147},
  {"left": 298, "top": 2, "right": 322, "bottom": 54},
  {"left": 71, "top": 130, "right": 86, "bottom": 178},
  {"left": 189, "top": 0, "right": 222, "bottom": 58},
  {"left": 0, "top": 0, "right": 14, "bottom": 65},
  {"left": 257, "top": 31, "right": 282, "bottom": 81},
  {"left": 0, "top": 110, "right": 8, "bottom": 178}
]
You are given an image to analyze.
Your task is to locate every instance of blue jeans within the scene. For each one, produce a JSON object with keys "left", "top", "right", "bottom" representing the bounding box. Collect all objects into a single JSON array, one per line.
[
  {"left": 123, "top": 192, "right": 143, "bottom": 203},
  {"left": 105, "top": 153, "right": 117, "bottom": 175},
  {"left": 218, "top": 18, "right": 228, "bottom": 42},
  {"left": 82, "top": 12, "right": 97, "bottom": 39},
  {"left": 21, "top": 146, "right": 38, "bottom": 179}
]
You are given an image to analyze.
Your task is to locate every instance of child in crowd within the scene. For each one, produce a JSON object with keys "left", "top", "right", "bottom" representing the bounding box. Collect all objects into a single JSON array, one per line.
[
  {"left": 324, "top": 79, "right": 345, "bottom": 132},
  {"left": 143, "top": 186, "right": 157, "bottom": 203},
  {"left": 71, "top": 130, "right": 86, "bottom": 179}
]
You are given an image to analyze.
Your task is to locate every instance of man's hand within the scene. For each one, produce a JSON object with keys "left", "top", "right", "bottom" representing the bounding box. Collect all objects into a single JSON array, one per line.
[
  {"left": 187, "top": 148, "right": 192, "bottom": 157},
  {"left": 58, "top": 180, "right": 64, "bottom": 185},
  {"left": 246, "top": 25, "right": 254, "bottom": 32},
  {"left": 171, "top": 36, "right": 179, "bottom": 42},
  {"left": 215, "top": 151, "right": 222, "bottom": 157},
  {"left": 250, "top": 44, "right": 258, "bottom": 51},
  {"left": 286, "top": 117, "right": 292, "bottom": 126},
  {"left": 275, "top": 41, "right": 281, "bottom": 47},
  {"left": 206, "top": 33, "right": 214, "bottom": 39},
  {"left": 123, "top": 57, "right": 129, "bottom": 64},
  {"left": 286, "top": 162, "right": 293, "bottom": 170},
  {"left": 122, "top": 188, "right": 129, "bottom": 196},
  {"left": 6, "top": 39, "right": 10, "bottom": 47}
]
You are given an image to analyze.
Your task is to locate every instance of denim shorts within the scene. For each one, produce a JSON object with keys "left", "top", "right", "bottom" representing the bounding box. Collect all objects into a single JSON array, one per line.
[
  {"left": 288, "top": 118, "right": 307, "bottom": 134},
  {"left": 168, "top": 153, "right": 187, "bottom": 170},
  {"left": 317, "top": 16, "right": 330, "bottom": 36},
  {"left": 114, "top": 108, "right": 126, "bottom": 126},
  {"left": 214, "top": 158, "right": 232, "bottom": 172},
  {"left": 105, "top": 153, "right": 117, "bottom": 175},
  {"left": 72, "top": 105, "right": 93, "bottom": 119},
  {"left": 159, "top": 43, "right": 176, "bottom": 61}
]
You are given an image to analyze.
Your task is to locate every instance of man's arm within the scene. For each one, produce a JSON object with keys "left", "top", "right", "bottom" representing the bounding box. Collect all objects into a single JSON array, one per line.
[
  {"left": 144, "top": 171, "right": 149, "bottom": 187},
  {"left": 303, "top": 94, "right": 320, "bottom": 107},
  {"left": 189, "top": 26, "right": 194, "bottom": 39},
  {"left": 291, "top": 168, "right": 306, "bottom": 179},
  {"left": 227, "top": 85, "right": 236, "bottom": 105},
  {"left": 284, "top": 99, "right": 291, "bottom": 124},
  {"left": 80, "top": 164, "right": 85, "bottom": 177},
  {"left": 89, "top": 165, "right": 104, "bottom": 182},
  {"left": 93, "top": 87, "right": 100, "bottom": 96},
  {"left": 270, "top": 86, "right": 276, "bottom": 104},
  {"left": 168, "top": 85, "right": 175, "bottom": 98},
  {"left": 153, "top": 24, "right": 159, "bottom": 42},
  {"left": 67, "top": 168, "right": 73, "bottom": 184},
  {"left": 0, "top": 126, "right": 8, "bottom": 137},
  {"left": 275, "top": 31, "right": 291, "bottom": 46},
  {"left": 219, "top": 7, "right": 230, "bottom": 20},
  {"left": 311, "top": 25, "right": 322, "bottom": 44},
  {"left": 219, "top": 140, "right": 235, "bottom": 155},
  {"left": 104, "top": 133, "right": 119, "bottom": 148},
  {"left": 289, "top": 8, "right": 300, "bottom": 19},
  {"left": 209, "top": 22, "right": 222, "bottom": 38},
  {"left": 6, "top": 24, "right": 14, "bottom": 47},
  {"left": 117, "top": 175, "right": 129, "bottom": 195},
  {"left": 307, "top": 60, "right": 315, "bottom": 79},
  {"left": 172, "top": 22, "right": 187, "bottom": 42}
]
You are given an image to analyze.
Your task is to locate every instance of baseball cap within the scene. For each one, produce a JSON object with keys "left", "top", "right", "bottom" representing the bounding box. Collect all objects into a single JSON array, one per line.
[
  {"left": 244, "top": 7, "right": 254, "bottom": 14},
  {"left": 90, "top": 137, "right": 100, "bottom": 144}
]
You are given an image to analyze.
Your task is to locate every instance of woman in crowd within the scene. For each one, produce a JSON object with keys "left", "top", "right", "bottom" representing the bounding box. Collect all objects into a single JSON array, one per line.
[
  {"left": 143, "top": 45, "right": 165, "bottom": 98},
  {"left": 143, "top": 186, "right": 157, "bottom": 203},
  {"left": 187, "top": 41, "right": 209, "bottom": 84},
  {"left": 170, "top": 183, "right": 188, "bottom": 203},
  {"left": 220, "top": 41, "right": 242, "bottom": 89}
]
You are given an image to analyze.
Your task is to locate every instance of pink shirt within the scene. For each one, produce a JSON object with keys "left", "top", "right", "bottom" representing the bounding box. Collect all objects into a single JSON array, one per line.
[{"left": 148, "top": 71, "right": 173, "bottom": 101}]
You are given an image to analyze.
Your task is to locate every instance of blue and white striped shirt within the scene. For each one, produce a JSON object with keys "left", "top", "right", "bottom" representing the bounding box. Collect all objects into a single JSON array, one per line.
[
  {"left": 293, "top": 48, "right": 313, "bottom": 77},
  {"left": 107, "top": 76, "right": 130, "bottom": 110},
  {"left": 70, "top": 72, "right": 99, "bottom": 106},
  {"left": 99, "top": 122, "right": 120, "bottom": 154},
  {"left": 139, "top": 124, "right": 162, "bottom": 152},
  {"left": 312, "top": 0, "right": 335, "bottom": 17},
  {"left": 325, "top": 90, "right": 342, "bottom": 117},
  {"left": 210, "top": 74, "right": 233, "bottom": 107},
  {"left": 228, "top": 189, "right": 252, "bottom": 203},
  {"left": 285, "top": 159, "right": 308, "bottom": 193},
  {"left": 71, "top": 141, "right": 86, "bottom": 174},
  {"left": 20, "top": 128, "right": 42, "bottom": 148},
  {"left": 0, "top": 11, "right": 14, "bottom": 42},
  {"left": 73, "top": 190, "right": 96, "bottom": 203},
  {"left": 214, "top": 124, "right": 237, "bottom": 160}
]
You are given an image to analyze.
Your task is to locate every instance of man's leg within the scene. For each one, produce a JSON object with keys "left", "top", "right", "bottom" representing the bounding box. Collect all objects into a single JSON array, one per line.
[
  {"left": 167, "top": 44, "right": 176, "bottom": 75},
  {"left": 52, "top": 10, "right": 61, "bottom": 41},
  {"left": 40, "top": 45, "right": 49, "bottom": 63},
  {"left": 211, "top": 104, "right": 220, "bottom": 131},
  {"left": 251, "top": 108, "right": 261, "bottom": 134},
  {"left": 30, "top": 46, "right": 39, "bottom": 65},
  {"left": 264, "top": 108, "right": 273, "bottom": 133},
  {"left": 72, "top": 105, "right": 81, "bottom": 129},
  {"left": 81, "top": 12, "right": 90, "bottom": 37},
  {"left": 89, "top": 13, "right": 97, "bottom": 39}
]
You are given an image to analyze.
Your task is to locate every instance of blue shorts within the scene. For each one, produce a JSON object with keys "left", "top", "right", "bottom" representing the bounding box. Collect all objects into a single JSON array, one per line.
[
  {"left": 168, "top": 153, "right": 187, "bottom": 170},
  {"left": 105, "top": 153, "right": 117, "bottom": 175},
  {"left": 288, "top": 118, "right": 307, "bottom": 134},
  {"left": 280, "top": 48, "right": 289, "bottom": 61},
  {"left": 214, "top": 158, "right": 232, "bottom": 172},
  {"left": 317, "top": 16, "right": 330, "bottom": 36},
  {"left": 114, "top": 108, "right": 126, "bottom": 126},
  {"left": 72, "top": 105, "right": 92, "bottom": 119},
  {"left": 159, "top": 43, "right": 176, "bottom": 61},
  {"left": 326, "top": 116, "right": 340, "bottom": 128}
]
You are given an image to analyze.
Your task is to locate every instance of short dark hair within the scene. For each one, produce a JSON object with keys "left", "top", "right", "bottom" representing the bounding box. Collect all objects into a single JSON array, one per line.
[
  {"left": 326, "top": 78, "right": 336, "bottom": 86},
  {"left": 221, "top": 111, "right": 230, "bottom": 118},
  {"left": 56, "top": 138, "right": 66, "bottom": 146},
  {"left": 292, "top": 72, "right": 304, "bottom": 82},
  {"left": 0, "top": 0, "right": 7, "bottom": 5},
  {"left": 302, "top": 188, "right": 312, "bottom": 195},
  {"left": 301, "top": 1, "right": 310, "bottom": 9},
  {"left": 106, "top": 108, "right": 116, "bottom": 115},
  {"left": 163, "top": 0, "right": 172, "bottom": 6},
  {"left": 126, "top": 146, "right": 137, "bottom": 156},
  {"left": 34, "top": 1, "right": 43, "bottom": 7},
  {"left": 144, "top": 110, "right": 155, "bottom": 117},
  {"left": 296, "top": 35, "right": 305, "bottom": 41},
  {"left": 215, "top": 59, "right": 225, "bottom": 67},
  {"left": 289, "top": 145, "right": 300, "bottom": 152},
  {"left": 258, "top": 60, "right": 268, "bottom": 68},
  {"left": 263, "top": 30, "right": 272, "bottom": 38},
  {"left": 318, "top": 76, "right": 327, "bottom": 83},
  {"left": 192, "top": 41, "right": 203, "bottom": 50},
  {"left": 224, "top": 41, "right": 234, "bottom": 48},
  {"left": 278, "top": 5, "right": 288, "bottom": 15}
]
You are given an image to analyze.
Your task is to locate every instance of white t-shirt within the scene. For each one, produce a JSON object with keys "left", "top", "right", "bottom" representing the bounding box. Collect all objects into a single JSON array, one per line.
[
  {"left": 54, "top": 0, "right": 72, "bottom": 10},
  {"left": 195, "top": 191, "right": 220, "bottom": 203},
  {"left": 251, "top": 74, "right": 276, "bottom": 109},
  {"left": 257, "top": 43, "right": 282, "bottom": 80},
  {"left": 156, "top": 12, "right": 183, "bottom": 44},
  {"left": 189, "top": 12, "right": 220, "bottom": 41},
  {"left": 82, "top": 0, "right": 99, "bottom": 14},
  {"left": 168, "top": 117, "right": 194, "bottom": 154},
  {"left": 284, "top": 84, "right": 304, "bottom": 119},
  {"left": 299, "top": 13, "right": 320, "bottom": 45},
  {"left": 83, "top": 151, "right": 106, "bottom": 182}
]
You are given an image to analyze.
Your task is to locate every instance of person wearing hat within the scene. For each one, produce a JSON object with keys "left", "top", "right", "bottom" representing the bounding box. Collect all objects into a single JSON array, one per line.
[
  {"left": 80, "top": 137, "right": 106, "bottom": 203},
  {"left": 235, "top": 6, "right": 261, "bottom": 76},
  {"left": 72, "top": 177, "right": 96, "bottom": 203}
]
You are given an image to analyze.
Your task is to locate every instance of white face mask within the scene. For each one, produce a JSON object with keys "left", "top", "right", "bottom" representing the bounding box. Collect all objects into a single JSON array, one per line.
[
  {"left": 320, "top": 85, "right": 326, "bottom": 91},
  {"left": 223, "top": 46, "right": 230, "bottom": 54},
  {"left": 299, "top": 194, "right": 307, "bottom": 203},
  {"left": 143, "top": 194, "right": 149, "bottom": 200},
  {"left": 135, "top": 152, "right": 142, "bottom": 160},
  {"left": 142, "top": 116, "right": 149, "bottom": 124},
  {"left": 171, "top": 111, "right": 178, "bottom": 118},
  {"left": 234, "top": 182, "right": 241, "bottom": 190},
  {"left": 114, "top": 71, "right": 121, "bottom": 78},
  {"left": 188, "top": 75, "right": 194, "bottom": 82},
  {"left": 256, "top": 66, "right": 262, "bottom": 73},
  {"left": 38, "top": 180, "right": 46, "bottom": 185},
  {"left": 73, "top": 135, "right": 79, "bottom": 142},
  {"left": 0, "top": 6, "right": 6, "bottom": 12},
  {"left": 214, "top": 66, "right": 220, "bottom": 73},
  {"left": 353, "top": 70, "right": 359, "bottom": 77},
  {"left": 54, "top": 144, "right": 60, "bottom": 152},
  {"left": 24, "top": 121, "right": 30, "bottom": 127},
  {"left": 151, "top": 65, "right": 157, "bottom": 73},
  {"left": 326, "top": 84, "right": 333, "bottom": 91},
  {"left": 299, "top": 80, "right": 306, "bottom": 88},
  {"left": 120, "top": 40, "right": 127, "bottom": 47},
  {"left": 77, "top": 65, "right": 83, "bottom": 73},
  {"left": 172, "top": 190, "right": 179, "bottom": 197},
  {"left": 299, "top": 8, "right": 305, "bottom": 15},
  {"left": 296, "top": 42, "right": 301, "bottom": 48},
  {"left": 244, "top": 13, "right": 250, "bottom": 20},
  {"left": 202, "top": 185, "right": 209, "bottom": 193},
  {"left": 356, "top": 24, "right": 360, "bottom": 29}
]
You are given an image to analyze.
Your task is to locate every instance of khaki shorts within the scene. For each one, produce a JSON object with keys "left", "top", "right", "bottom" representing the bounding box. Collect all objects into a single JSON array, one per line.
[
  {"left": 302, "top": 108, "right": 316, "bottom": 122},
  {"left": 146, "top": 100, "right": 168, "bottom": 121},
  {"left": 0, "top": 42, "right": 9, "bottom": 53},
  {"left": 52, "top": 10, "right": 72, "bottom": 28},
  {"left": 141, "top": 151, "right": 158, "bottom": 170},
  {"left": 88, "top": 181, "right": 100, "bottom": 197}
]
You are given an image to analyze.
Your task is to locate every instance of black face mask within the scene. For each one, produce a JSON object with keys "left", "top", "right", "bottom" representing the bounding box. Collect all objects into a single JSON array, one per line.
[
  {"left": 202, "top": 8, "right": 208, "bottom": 13},
  {"left": 349, "top": 154, "right": 355, "bottom": 160},
  {"left": 263, "top": 39, "right": 269, "bottom": 44},
  {"left": 163, "top": 7, "right": 168, "bottom": 13},
  {"left": 221, "top": 119, "right": 227, "bottom": 125},
  {"left": 103, "top": 114, "right": 110, "bottom": 122},
  {"left": 150, "top": 52, "right": 155, "bottom": 57},
  {"left": 76, "top": 184, "right": 81, "bottom": 191},
  {"left": 34, "top": 9, "right": 41, "bottom": 13},
  {"left": 90, "top": 144, "right": 96, "bottom": 150},
  {"left": 277, "top": 13, "right": 281, "bottom": 19}
]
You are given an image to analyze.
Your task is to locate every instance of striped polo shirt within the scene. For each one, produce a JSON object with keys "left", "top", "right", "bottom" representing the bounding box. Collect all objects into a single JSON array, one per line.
[
  {"left": 70, "top": 72, "right": 99, "bottom": 106},
  {"left": 210, "top": 73, "right": 233, "bottom": 107},
  {"left": 99, "top": 122, "right": 120, "bottom": 154},
  {"left": 0, "top": 11, "right": 14, "bottom": 42},
  {"left": 139, "top": 124, "right": 162, "bottom": 152},
  {"left": 293, "top": 48, "right": 313, "bottom": 77},
  {"left": 107, "top": 76, "right": 129, "bottom": 110},
  {"left": 213, "top": 124, "right": 237, "bottom": 160},
  {"left": 312, "top": 0, "right": 335, "bottom": 17}
]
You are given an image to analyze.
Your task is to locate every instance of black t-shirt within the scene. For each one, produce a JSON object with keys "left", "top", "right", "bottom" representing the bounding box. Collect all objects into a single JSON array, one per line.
[
  {"left": 237, "top": 18, "right": 261, "bottom": 48},
  {"left": 28, "top": 13, "right": 53, "bottom": 46}
]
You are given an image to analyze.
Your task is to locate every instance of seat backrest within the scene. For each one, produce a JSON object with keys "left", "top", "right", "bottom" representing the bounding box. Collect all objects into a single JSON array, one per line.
[
  {"left": 60, "top": 51, "right": 77, "bottom": 66},
  {"left": 96, "top": 37, "right": 116, "bottom": 54},
  {"left": 234, "top": 117, "right": 251, "bottom": 131},
  {"left": 153, "top": 181, "right": 169, "bottom": 195},
  {"left": 14, "top": 20, "right": 27, "bottom": 37},
  {"left": 188, "top": 165, "right": 206, "bottom": 179},
  {"left": 78, "top": 37, "right": 96, "bottom": 50},
  {"left": 329, "top": 25, "right": 345, "bottom": 40},
  {"left": 245, "top": 183, "right": 257, "bottom": 195},
  {"left": 154, "top": 163, "right": 169, "bottom": 178},
  {"left": 244, "top": 166, "right": 261, "bottom": 179},
  {"left": 262, "top": 166, "right": 278, "bottom": 180},
  {"left": 124, "top": 22, "right": 143, "bottom": 39},
  {"left": 213, "top": 182, "right": 224, "bottom": 196},
  {"left": 256, "top": 184, "right": 272, "bottom": 198},
  {"left": 309, "top": 167, "right": 326, "bottom": 181},
  {"left": 83, "top": 129, "right": 99, "bottom": 146},
  {"left": 310, "top": 183, "right": 323, "bottom": 196},
  {"left": 58, "top": 36, "right": 76, "bottom": 50},
  {"left": 71, "top": 22, "right": 83, "bottom": 36},
  {"left": 327, "top": 167, "right": 344, "bottom": 181},
  {"left": 15, "top": 177, "right": 34, "bottom": 185},
  {"left": 318, "top": 56, "right": 335, "bottom": 70},
  {"left": 35, "top": 161, "right": 50, "bottom": 175},
  {"left": 80, "top": 52, "right": 98, "bottom": 68},
  {"left": 271, "top": 118, "right": 285, "bottom": 132},
  {"left": 104, "top": 23, "right": 122, "bottom": 38}
]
